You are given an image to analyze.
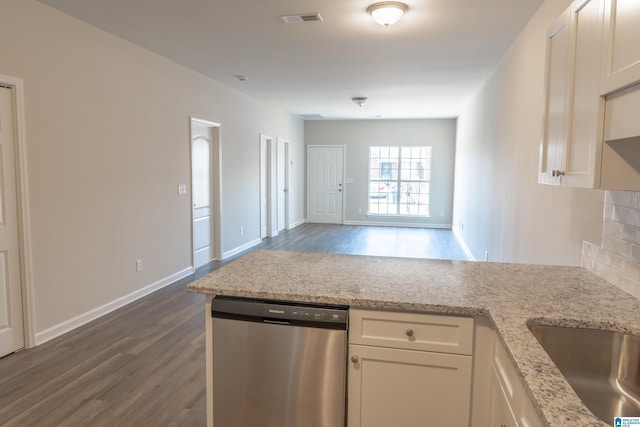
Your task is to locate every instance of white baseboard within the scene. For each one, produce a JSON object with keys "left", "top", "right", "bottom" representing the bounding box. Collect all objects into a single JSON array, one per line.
[
  {"left": 343, "top": 219, "right": 452, "bottom": 229},
  {"left": 453, "top": 228, "right": 476, "bottom": 261},
  {"left": 35, "top": 266, "right": 194, "bottom": 345},
  {"left": 222, "top": 238, "right": 262, "bottom": 260},
  {"left": 288, "top": 218, "right": 307, "bottom": 229}
]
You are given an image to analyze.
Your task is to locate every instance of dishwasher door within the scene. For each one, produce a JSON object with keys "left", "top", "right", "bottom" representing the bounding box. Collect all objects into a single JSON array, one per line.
[{"left": 212, "top": 297, "right": 347, "bottom": 427}]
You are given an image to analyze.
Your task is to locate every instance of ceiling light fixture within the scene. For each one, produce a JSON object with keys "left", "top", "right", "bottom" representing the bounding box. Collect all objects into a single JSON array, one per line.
[
  {"left": 367, "top": 1, "right": 408, "bottom": 27},
  {"left": 352, "top": 97, "right": 368, "bottom": 107}
]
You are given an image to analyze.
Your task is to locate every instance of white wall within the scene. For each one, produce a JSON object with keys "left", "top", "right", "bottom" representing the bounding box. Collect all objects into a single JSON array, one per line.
[
  {"left": 305, "top": 119, "right": 457, "bottom": 227},
  {"left": 0, "top": 0, "right": 304, "bottom": 341},
  {"left": 453, "top": 0, "right": 604, "bottom": 266}
]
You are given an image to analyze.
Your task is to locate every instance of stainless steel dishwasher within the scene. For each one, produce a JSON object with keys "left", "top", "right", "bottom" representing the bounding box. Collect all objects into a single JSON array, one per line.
[{"left": 211, "top": 296, "right": 348, "bottom": 427}]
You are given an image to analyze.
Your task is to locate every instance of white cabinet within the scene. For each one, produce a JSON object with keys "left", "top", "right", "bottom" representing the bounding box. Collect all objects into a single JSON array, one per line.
[
  {"left": 470, "top": 319, "right": 544, "bottom": 427},
  {"left": 539, "top": 0, "right": 640, "bottom": 190},
  {"left": 488, "top": 335, "right": 544, "bottom": 427},
  {"left": 489, "top": 365, "right": 518, "bottom": 427},
  {"left": 600, "top": 84, "right": 640, "bottom": 190},
  {"left": 539, "top": 0, "right": 606, "bottom": 188},
  {"left": 348, "top": 309, "right": 473, "bottom": 427},
  {"left": 599, "top": 0, "right": 640, "bottom": 190},
  {"left": 539, "top": 7, "right": 571, "bottom": 185},
  {"left": 601, "top": 0, "right": 640, "bottom": 94}
]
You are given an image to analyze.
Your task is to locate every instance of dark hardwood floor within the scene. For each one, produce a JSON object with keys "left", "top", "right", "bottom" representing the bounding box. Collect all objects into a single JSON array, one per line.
[
  {"left": 257, "top": 223, "right": 468, "bottom": 260},
  {"left": 0, "top": 224, "right": 467, "bottom": 426}
]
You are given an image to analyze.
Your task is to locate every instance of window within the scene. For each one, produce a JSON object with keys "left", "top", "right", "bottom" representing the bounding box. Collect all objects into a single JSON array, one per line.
[{"left": 369, "top": 146, "right": 432, "bottom": 216}]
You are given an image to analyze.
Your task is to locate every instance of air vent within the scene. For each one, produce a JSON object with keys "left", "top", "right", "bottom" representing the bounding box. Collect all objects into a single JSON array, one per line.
[{"left": 280, "top": 13, "right": 323, "bottom": 24}]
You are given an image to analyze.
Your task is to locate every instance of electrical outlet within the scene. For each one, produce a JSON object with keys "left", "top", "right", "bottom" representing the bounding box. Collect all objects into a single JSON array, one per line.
[
  {"left": 136, "top": 259, "right": 143, "bottom": 272},
  {"left": 484, "top": 251, "right": 489, "bottom": 262},
  {"left": 240, "top": 226, "right": 244, "bottom": 235},
  {"left": 357, "top": 208, "right": 362, "bottom": 214}
]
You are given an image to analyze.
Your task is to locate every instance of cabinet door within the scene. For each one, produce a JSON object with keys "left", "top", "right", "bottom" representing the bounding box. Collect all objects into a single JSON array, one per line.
[
  {"left": 539, "top": 8, "right": 571, "bottom": 185},
  {"left": 348, "top": 344, "right": 472, "bottom": 427},
  {"left": 488, "top": 366, "right": 518, "bottom": 427},
  {"left": 601, "top": 0, "right": 640, "bottom": 94},
  {"left": 563, "top": 0, "right": 605, "bottom": 188}
]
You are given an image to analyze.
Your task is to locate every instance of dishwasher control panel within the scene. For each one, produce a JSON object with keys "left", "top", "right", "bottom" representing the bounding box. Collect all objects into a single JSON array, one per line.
[
  {"left": 212, "top": 296, "right": 348, "bottom": 328},
  {"left": 264, "top": 303, "right": 347, "bottom": 323}
]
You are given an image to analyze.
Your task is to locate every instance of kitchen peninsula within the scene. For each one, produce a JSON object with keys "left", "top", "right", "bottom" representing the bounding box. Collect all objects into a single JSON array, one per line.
[{"left": 188, "top": 249, "right": 640, "bottom": 426}]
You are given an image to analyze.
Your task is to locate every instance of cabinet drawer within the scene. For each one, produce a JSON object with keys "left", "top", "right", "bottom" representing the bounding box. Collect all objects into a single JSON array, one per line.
[{"left": 349, "top": 309, "right": 473, "bottom": 355}]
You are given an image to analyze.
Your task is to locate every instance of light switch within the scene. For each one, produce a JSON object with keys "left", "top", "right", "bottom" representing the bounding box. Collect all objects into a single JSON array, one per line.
[{"left": 178, "top": 184, "right": 187, "bottom": 195}]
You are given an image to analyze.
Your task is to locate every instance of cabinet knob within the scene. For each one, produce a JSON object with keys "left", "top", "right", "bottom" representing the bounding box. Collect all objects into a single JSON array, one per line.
[
  {"left": 351, "top": 355, "right": 359, "bottom": 363},
  {"left": 552, "top": 169, "right": 565, "bottom": 177},
  {"left": 405, "top": 328, "right": 414, "bottom": 337}
]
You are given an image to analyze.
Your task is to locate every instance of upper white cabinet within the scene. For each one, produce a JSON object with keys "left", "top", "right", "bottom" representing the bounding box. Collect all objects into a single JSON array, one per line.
[
  {"left": 539, "top": 8, "right": 571, "bottom": 185},
  {"left": 599, "top": 0, "right": 640, "bottom": 190},
  {"left": 601, "top": 0, "right": 640, "bottom": 94},
  {"left": 539, "top": 0, "right": 606, "bottom": 188}
]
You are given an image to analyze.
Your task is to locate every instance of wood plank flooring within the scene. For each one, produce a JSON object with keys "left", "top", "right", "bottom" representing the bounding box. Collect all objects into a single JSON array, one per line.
[{"left": 0, "top": 224, "right": 467, "bottom": 426}]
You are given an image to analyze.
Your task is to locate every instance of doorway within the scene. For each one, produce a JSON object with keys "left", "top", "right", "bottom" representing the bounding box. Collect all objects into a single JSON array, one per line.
[
  {"left": 307, "top": 145, "right": 345, "bottom": 224},
  {"left": 190, "top": 118, "right": 221, "bottom": 268},
  {"left": 260, "top": 135, "right": 291, "bottom": 238},
  {"left": 276, "top": 138, "right": 290, "bottom": 232},
  {"left": 259, "top": 134, "right": 272, "bottom": 238},
  {"left": 0, "top": 75, "right": 34, "bottom": 355}
]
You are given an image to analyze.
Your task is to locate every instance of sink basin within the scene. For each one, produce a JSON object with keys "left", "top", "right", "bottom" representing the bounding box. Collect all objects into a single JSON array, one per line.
[{"left": 528, "top": 324, "right": 640, "bottom": 423}]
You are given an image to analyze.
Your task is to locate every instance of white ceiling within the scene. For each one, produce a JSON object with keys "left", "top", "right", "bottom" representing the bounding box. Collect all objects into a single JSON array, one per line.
[{"left": 37, "top": 0, "right": 544, "bottom": 119}]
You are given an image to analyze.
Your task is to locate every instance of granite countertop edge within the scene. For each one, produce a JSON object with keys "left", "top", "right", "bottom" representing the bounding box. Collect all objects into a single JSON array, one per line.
[{"left": 188, "top": 250, "right": 640, "bottom": 427}]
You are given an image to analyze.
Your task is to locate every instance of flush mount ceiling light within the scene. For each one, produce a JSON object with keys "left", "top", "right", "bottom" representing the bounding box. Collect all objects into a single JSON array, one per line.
[
  {"left": 367, "top": 1, "right": 409, "bottom": 27},
  {"left": 352, "top": 97, "right": 368, "bottom": 107}
]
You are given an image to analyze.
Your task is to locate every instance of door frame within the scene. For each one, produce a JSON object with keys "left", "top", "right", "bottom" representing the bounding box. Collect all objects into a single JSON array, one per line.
[
  {"left": 0, "top": 74, "right": 35, "bottom": 349},
  {"left": 190, "top": 117, "right": 222, "bottom": 266},
  {"left": 307, "top": 145, "right": 346, "bottom": 224}
]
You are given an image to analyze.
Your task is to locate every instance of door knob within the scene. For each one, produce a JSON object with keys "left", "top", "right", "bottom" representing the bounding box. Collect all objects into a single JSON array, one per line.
[{"left": 351, "top": 355, "right": 359, "bottom": 363}]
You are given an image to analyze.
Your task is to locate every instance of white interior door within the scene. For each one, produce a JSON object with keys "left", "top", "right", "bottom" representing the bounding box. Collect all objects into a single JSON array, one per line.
[
  {"left": 259, "top": 135, "right": 270, "bottom": 239},
  {"left": 191, "top": 120, "right": 221, "bottom": 268},
  {"left": 0, "top": 86, "right": 24, "bottom": 357},
  {"left": 276, "top": 138, "right": 289, "bottom": 232},
  {"left": 308, "top": 145, "right": 344, "bottom": 224}
]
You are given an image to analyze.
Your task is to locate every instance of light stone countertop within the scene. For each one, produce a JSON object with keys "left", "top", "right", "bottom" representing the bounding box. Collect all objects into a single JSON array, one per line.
[{"left": 188, "top": 249, "right": 640, "bottom": 427}]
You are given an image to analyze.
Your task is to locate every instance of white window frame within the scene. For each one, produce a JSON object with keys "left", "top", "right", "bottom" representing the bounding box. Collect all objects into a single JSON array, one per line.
[{"left": 368, "top": 146, "right": 432, "bottom": 217}]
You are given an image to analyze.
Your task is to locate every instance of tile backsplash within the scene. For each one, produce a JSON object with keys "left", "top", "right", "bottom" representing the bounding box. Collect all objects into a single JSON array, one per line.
[{"left": 583, "top": 190, "right": 640, "bottom": 300}]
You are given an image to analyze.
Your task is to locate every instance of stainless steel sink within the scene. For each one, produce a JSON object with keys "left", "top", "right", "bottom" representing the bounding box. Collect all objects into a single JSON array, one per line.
[{"left": 528, "top": 324, "right": 640, "bottom": 423}]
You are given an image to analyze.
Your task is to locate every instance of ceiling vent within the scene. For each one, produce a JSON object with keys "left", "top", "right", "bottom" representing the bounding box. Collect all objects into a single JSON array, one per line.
[{"left": 280, "top": 13, "right": 324, "bottom": 24}]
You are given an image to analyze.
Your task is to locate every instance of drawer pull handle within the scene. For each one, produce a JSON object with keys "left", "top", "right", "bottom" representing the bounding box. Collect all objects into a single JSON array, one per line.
[
  {"left": 405, "top": 328, "right": 414, "bottom": 337},
  {"left": 351, "top": 355, "right": 359, "bottom": 363}
]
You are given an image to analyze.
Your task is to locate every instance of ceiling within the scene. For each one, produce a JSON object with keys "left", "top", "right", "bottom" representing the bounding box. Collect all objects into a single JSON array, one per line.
[{"left": 37, "top": 0, "right": 544, "bottom": 119}]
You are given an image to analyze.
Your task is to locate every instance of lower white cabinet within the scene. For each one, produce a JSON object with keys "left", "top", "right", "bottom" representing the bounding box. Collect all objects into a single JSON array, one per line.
[
  {"left": 347, "top": 309, "right": 473, "bottom": 427},
  {"left": 489, "top": 364, "right": 518, "bottom": 427},
  {"left": 488, "top": 334, "right": 544, "bottom": 427}
]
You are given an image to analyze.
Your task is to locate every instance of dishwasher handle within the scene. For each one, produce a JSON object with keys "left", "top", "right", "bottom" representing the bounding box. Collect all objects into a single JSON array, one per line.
[{"left": 263, "top": 318, "right": 291, "bottom": 326}]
